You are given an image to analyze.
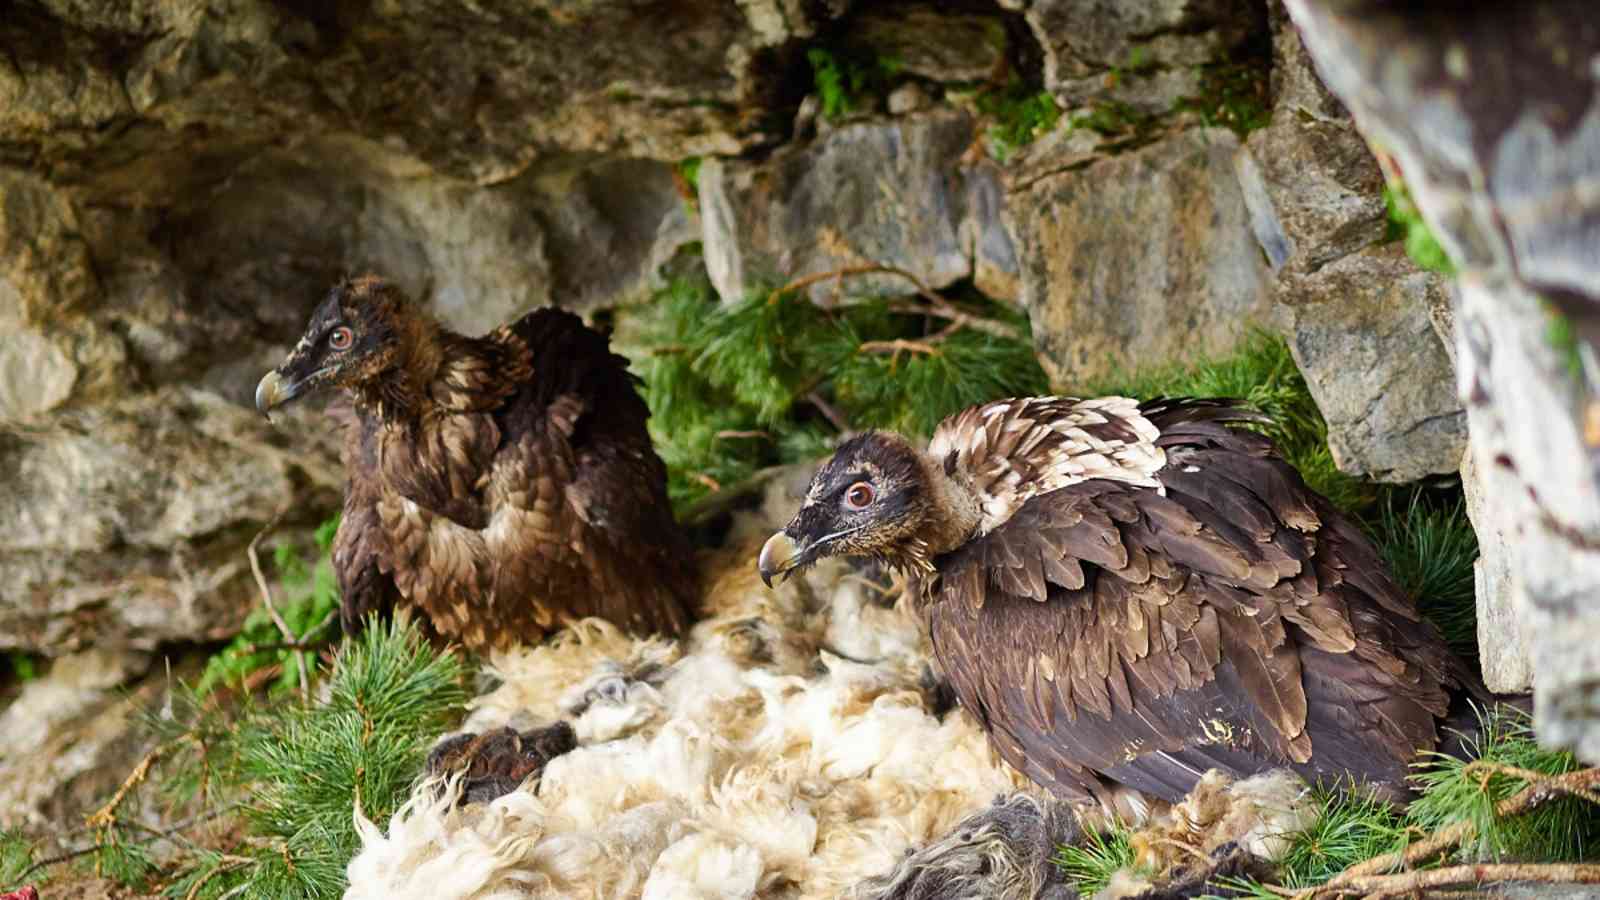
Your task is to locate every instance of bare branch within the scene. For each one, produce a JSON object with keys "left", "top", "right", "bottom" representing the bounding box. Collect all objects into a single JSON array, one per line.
[{"left": 246, "top": 506, "right": 310, "bottom": 698}]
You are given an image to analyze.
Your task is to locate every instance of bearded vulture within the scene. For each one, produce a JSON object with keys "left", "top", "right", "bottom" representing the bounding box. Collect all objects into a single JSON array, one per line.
[
  {"left": 758, "top": 396, "right": 1491, "bottom": 810},
  {"left": 255, "top": 275, "right": 695, "bottom": 651}
]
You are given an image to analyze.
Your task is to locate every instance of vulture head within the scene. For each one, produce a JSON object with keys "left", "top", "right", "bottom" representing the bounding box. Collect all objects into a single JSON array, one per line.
[
  {"left": 255, "top": 275, "right": 414, "bottom": 416},
  {"left": 759, "top": 431, "right": 981, "bottom": 586}
]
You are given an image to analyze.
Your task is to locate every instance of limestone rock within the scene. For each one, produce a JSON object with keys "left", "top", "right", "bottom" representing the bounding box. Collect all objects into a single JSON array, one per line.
[
  {"left": 6, "top": 1, "right": 773, "bottom": 188},
  {"left": 1021, "top": 0, "right": 1266, "bottom": 112},
  {"left": 1284, "top": 0, "right": 1600, "bottom": 757},
  {"left": 1462, "top": 450, "right": 1535, "bottom": 694},
  {"left": 1236, "top": 5, "right": 1463, "bottom": 481},
  {"left": 1007, "top": 127, "right": 1274, "bottom": 386},
  {"left": 0, "top": 388, "right": 343, "bottom": 653},
  {"left": 0, "top": 647, "right": 155, "bottom": 829},
  {"left": 851, "top": 6, "right": 1008, "bottom": 85},
  {"left": 1282, "top": 247, "right": 1464, "bottom": 483},
  {"left": 700, "top": 110, "right": 1017, "bottom": 305}
]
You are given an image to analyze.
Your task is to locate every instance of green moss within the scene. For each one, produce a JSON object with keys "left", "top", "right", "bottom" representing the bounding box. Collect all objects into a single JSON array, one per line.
[
  {"left": 1174, "top": 59, "right": 1271, "bottom": 138},
  {"left": 976, "top": 79, "right": 1061, "bottom": 161},
  {"left": 1543, "top": 302, "right": 1586, "bottom": 383},
  {"left": 5, "top": 652, "right": 38, "bottom": 683},
  {"left": 197, "top": 514, "right": 342, "bottom": 696},
  {"left": 1053, "top": 823, "right": 1138, "bottom": 895},
  {"left": 1069, "top": 99, "right": 1157, "bottom": 138},
  {"left": 806, "top": 47, "right": 902, "bottom": 121},
  {"left": 1384, "top": 182, "right": 1456, "bottom": 275},
  {"left": 676, "top": 156, "right": 702, "bottom": 196}
]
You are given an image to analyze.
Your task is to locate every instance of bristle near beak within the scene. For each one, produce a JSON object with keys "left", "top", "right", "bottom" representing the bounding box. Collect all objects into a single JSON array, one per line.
[{"left": 758, "top": 531, "right": 800, "bottom": 588}]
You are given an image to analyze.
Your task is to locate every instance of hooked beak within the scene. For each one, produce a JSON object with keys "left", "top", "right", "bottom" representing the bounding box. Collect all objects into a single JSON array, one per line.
[
  {"left": 758, "top": 531, "right": 802, "bottom": 588},
  {"left": 254, "top": 369, "right": 300, "bottom": 419}
]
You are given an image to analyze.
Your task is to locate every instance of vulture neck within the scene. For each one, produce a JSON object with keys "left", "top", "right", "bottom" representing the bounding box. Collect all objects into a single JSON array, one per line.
[
  {"left": 361, "top": 312, "right": 449, "bottom": 423},
  {"left": 914, "top": 451, "right": 983, "bottom": 561}
]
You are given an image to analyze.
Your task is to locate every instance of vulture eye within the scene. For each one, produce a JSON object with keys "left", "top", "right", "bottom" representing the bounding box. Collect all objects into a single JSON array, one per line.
[
  {"left": 328, "top": 326, "right": 354, "bottom": 351},
  {"left": 844, "top": 482, "right": 876, "bottom": 510}
]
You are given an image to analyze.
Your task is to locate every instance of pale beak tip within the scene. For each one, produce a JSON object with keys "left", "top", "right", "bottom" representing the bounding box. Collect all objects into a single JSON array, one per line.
[
  {"left": 757, "top": 531, "right": 799, "bottom": 590},
  {"left": 255, "top": 371, "right": 284, "bottom": 418}
]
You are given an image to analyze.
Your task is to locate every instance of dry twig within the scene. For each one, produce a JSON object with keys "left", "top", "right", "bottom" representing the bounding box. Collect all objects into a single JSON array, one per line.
[
  {"left": 769, "top": 264, "right": 1021, "bottom": 341},
  {"left": 184, "top": 855, "right": 256, "bottom": 900},
  {"left": 246, "top": 507, "right": 310, "bottom": 697},
  {"left": 84, "top": 742, "right": 171, "bottom": 830}
]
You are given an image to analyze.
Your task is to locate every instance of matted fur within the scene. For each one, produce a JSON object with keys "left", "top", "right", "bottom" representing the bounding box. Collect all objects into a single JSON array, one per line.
[{"left": 345, "top": 489, "right": 1032, "bottom": 900}]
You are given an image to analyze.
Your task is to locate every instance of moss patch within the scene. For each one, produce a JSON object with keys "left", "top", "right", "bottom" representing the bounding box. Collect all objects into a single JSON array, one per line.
[
  {"left": 1384, "top": 181, "right": 1456, "bottom": 275},
  {"left": 806, "top": 47, "right": 902, "bottom": 120},
  {"left": 975, "top": 79, "right": 1061, "bottom": 161},
  {"left": 1173, "top": 59, "right": 1271, "bottom": 139}
]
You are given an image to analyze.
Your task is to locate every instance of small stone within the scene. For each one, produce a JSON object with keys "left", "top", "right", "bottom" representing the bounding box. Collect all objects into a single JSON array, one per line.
[{"left": 888, "top": 82, "right": 932, "bottom": 116}]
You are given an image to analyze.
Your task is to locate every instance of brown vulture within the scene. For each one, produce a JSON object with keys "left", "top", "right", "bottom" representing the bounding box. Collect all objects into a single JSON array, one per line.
[
  {"left": 758, "top": 396, "right": 1493, "bottom": 810},
  {"left": 255, "top": 274, "right": 695, "bottom": 651}
]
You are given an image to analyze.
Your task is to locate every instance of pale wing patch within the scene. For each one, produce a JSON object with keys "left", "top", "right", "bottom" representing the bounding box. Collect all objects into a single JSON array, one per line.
[
  {"left": 379, "top": 495, "right": 493, "bottom": 646},
  {"left": 930, "top": 396, "right": 1167, "bottom": 534}
]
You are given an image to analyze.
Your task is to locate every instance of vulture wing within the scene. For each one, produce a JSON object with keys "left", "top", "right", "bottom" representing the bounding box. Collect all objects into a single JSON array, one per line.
[
  {"left": 474, "top": 309, "right": 694, "bottom": 646},
  {"left": 931, "top": 402, "right": 1480, "bottom": 807}
]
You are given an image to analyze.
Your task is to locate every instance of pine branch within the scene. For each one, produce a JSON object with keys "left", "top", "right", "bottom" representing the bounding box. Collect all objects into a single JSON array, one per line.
[{"left": 1293, "top": 767, "right": 1600, "bottom": 900}]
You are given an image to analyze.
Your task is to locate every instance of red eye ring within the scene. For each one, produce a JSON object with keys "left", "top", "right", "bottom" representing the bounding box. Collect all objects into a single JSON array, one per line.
[
  {"left": 328, "top": 326, "right": 353, "bottom": 350},
  {"left": 844, "top": 482, "right": 875, "bottom": 510}
]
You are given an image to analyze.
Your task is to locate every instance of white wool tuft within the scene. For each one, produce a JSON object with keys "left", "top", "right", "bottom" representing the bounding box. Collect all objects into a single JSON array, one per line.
[
  {"left": 641, "top": 832, "right": 763, "bottom": 900},
  {"left": 345, "top": 516, "right": 1034, "bottom": 900}
]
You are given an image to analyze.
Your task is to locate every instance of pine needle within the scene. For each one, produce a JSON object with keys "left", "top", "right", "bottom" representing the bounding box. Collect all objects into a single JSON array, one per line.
[
  {"left": 1054, "top": 823, "right": 1138, "bottom": 895},
  {"left": 1407, "top": 707, "right": 1600, "bottom": 863},
  {"left": 0, "top": 830, "right": 33, "bottom": 890},
  {"left": 1367, "top": 487, "right": 1480, "bottom": 662}
]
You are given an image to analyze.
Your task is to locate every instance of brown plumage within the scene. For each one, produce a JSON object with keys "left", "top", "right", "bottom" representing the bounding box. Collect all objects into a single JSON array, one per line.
[
  {"left": 759, "top": 395, "right": 1493, "bottom": 813},
  {"left": 255, "top": 274, "right": 695, "bottom": 651}
]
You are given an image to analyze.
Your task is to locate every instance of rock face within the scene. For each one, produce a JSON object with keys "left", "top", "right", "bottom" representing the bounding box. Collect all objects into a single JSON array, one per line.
[
  {"left": 1283, "top": 0, "right": 1600, "bottom": 757},
  {"left": 0, "top": 389, "right": 343, "bottom": 652},
  {"left": 1235, "top": 2, "right": 1464, "bottom": 481},
  {"left": 0, "top": 648, "right": 155, "bottom": 829},
  {"left": 1007, "top": 126, "right": 1276, "bottom": 385},
  {"left": 1462, "top": 450, "right": 1535, "bottom": 693},
  {"left": 1020, "top": 0, "right": 1267, "bottom": 113},
  {"left": 3, "top": 1, "right": 787, "bottom": 187},
  {"left": 700, "top": 109, "right": 1017, "bottom": 305}
]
